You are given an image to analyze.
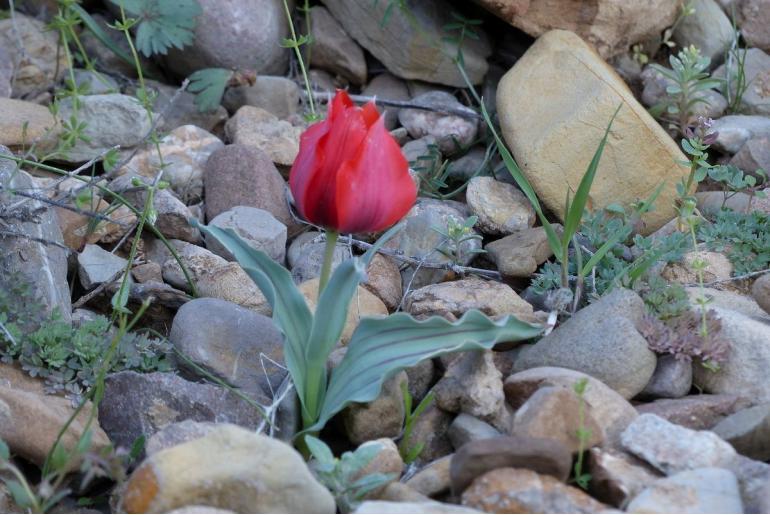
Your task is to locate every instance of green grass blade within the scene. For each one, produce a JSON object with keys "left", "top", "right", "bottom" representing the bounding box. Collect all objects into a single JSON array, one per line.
[
  {"left": 563, "top": 104, "right": 622, "bottom": 244},
  {"left": 71, "top": 5, "right": 135, "bottom": 68},
  {"left": 480, "top": 102, "right": 563, "bottom": 257}
]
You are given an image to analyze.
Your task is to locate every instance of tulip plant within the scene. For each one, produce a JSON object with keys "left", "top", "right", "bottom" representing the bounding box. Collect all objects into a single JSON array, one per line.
[{"left": 195, "top": 91, "right": 543, "bottom": 436}]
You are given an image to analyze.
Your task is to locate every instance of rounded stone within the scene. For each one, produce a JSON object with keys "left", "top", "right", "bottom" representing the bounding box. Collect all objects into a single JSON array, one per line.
[
  {"left": 121, "top": 425, "right": 335, "bottom": 513},
  {"left": 466, "top": 177, "right": 535, "bottom": 236},
  {"left": 206, "top": 206, "right": 287, "bottom": 264}
]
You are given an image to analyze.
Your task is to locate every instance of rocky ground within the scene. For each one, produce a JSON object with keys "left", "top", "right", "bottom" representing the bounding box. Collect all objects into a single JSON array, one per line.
[{"left": 1, "top": 0, "right": 770, "bottom": 513}]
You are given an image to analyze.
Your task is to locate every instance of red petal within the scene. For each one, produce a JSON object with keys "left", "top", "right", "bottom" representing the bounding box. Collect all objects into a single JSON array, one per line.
[
  {"left": 334, "top": 117, "right": 416, "bottom": 233},
  {"left": 289, "top": 118, "right": 330, "bottom": 222},
  {"left": 361, "top": 101, "right": 380, "bottom": 128}
]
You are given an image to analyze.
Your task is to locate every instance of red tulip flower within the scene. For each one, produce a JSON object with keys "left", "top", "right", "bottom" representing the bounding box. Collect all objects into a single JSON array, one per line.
[{"left": 289, "top": 90, "right": 417, "bottom": 235}]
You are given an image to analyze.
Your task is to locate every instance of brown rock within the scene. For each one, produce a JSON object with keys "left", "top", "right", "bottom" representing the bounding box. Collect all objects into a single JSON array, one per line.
[
  {"left": 588, "top": 447, "right": 661, "bottom": 507},
  {"left": 486, "top": 227, "right": 556, "bottom": 278},
  {"left": 364, "top": 254, "right": 403, "bottom": 311},
  {"left": 0, "top": 14, "right": 66, "bottom": 97},
  {"left": 465, "top": 177, "right": 535, "bottom": 236},
  {"left": 504, "top": 367, "right": 638, "bottom": 445},
  {"left": 224, "top": 106, "right": 302, "bottom": 166},
  {"left": 738, "top": 0, "right": 770, "bottom": 52},
  {"left": 343, "top": 372, "right": 407, "bottom": 445},
  {"left": 353, "top": 439, "right": 404, "bottom": 497},
  {"left": 635, "top": 394, "right": 751, "bottom": 430},
  {"left": 121, "top": 425, "right": 334, "bottom": 513},
  {"left": 376, "top": 483, "right": 433, "bottom": 503},
  {"left": 405, "top": 454, "right": 452, "bottom": 498},
  {"left": 56, "top": 199, "right": 130, "bottom": 251},
  {"left": 461, "top": 467, "right": 611, "bottom": 513},
  {"left": 203, "top": 144, "right": 295, "bottom": 230},
  {"left": 132, "top": 262, "right": 163, "bottom": 283},
  {"left": 0, "top": 97, "right": 57, "bottom": 151},
  {"left": 753, "top": 273, "right": 770, "bottom": 316},
  {"left": 0, "top": 363, "right": 111, "bottom": 467},
  {"left": 449, "top": 436, "right": 573, "bottom": 494},
  {"left": 302, "top": 6, "right": 366, "bottom": 84},
  {"left": 512, "top": 386, "right": 604, "bottom": 453},
  {"left": 404, "top": 277, "right": 537, "bottom": 323},
  {"left": 477, "top": 0, "right": 679, "bottom": 59},
  {"left": 661, "top": 251, "right": 734, "bottom": 286},
  {"left": 433, "top": 351, "right": 509, "bottom": 431},
  {"left": 195, "top": 262, "right": 271, "bottom": 315}
]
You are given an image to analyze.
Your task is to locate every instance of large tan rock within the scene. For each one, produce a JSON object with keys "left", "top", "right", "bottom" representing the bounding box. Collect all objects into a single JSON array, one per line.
[
  {"left": 122, "top": 424, "right": 335, "bottom": 513},
  {"left": 476, "top": 0, "right": 680, "bottom": 58},
  {"left": 497, "top": 30, "right": 688, "bottom": 235}
]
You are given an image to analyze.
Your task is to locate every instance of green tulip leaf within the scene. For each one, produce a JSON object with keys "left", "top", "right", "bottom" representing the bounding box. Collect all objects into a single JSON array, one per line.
[
  {"left": 307, "top": 310, "right": 544, "bottom": 433},
  {"left": 193, "top": 220, "right": 313, "bottom": 407},
  {"left": 303, "top": 257, "right": 368, "bottom": 420},
  {"left": 303, "top": 223, "right": 406, "bottom": 419}
]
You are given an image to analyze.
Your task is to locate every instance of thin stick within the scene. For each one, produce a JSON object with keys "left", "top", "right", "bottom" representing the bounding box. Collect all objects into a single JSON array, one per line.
[
  {"left": 0, "top": 229, "right": 73, "bottom": 253},
  {"left": 339, "top": 235, "right": 501, "bottom": 280},
  {"left": 302, "top": 90, "right": 482, "bottom": 120},
  {"left": 684, "top": 268, "right": 770, "bottom": 286}
]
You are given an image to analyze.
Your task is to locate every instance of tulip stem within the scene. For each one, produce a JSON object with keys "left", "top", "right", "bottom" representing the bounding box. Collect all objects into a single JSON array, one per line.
[{"left": 318, "top": 231, "right": 339, "bottom": 295}]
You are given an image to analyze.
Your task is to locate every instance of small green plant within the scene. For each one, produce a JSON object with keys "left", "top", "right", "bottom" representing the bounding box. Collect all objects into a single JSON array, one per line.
[
  {"left": 397, "top": 382, "right": 434, "bottom": 464},
  {"left": 0, "top": 277, "right": 173, "bottom": 403},
  {"left": 432, "top": 215, "right": 485, "bottom": 266},
  {"left": 195, "top": 221, "right": 543, "bottom": 435},
  {"left": 649, "top": 46, "right": 722, "bottom": 135},
  {"left": 707, "top": 164, "right": 767, "bottom": 208},
  {"left": 280, "top": 0, "right": 317, "bottom": 120},
  {"left": 722, "top": 6, "right": 750, "bottom": 114},
  {"left": 639, "top": 310, "right": 729, "bottom": 371},
  {"left": 107, "top": 0, "right": 201, "bottom": 57},
  {"left": 632, "top": 44, "right": 649, "bottom": 65},
  {"left": 699, "top": 210, "right": 770, "bottom": 276},
  {"left": 661, "top": 1, "right": 697, "bottom": 50},
  {"left": 0, "top": 432, "right": 139, "bottom": 514},
  {"left": 484, "top": 103, "right": 628, "bottom": 313},
  {"left": 638, "top": 275, "right": 691, "bottom": 321},
  {"left": 305, "top": 435, "right": 395, "bottom": 512},
  {"left": 571, "top": 378, "right": 591, "bottom": 490}
]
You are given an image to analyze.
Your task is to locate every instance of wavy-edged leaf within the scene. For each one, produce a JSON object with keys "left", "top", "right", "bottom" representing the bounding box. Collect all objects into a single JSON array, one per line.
[
  {"left": 188, "top": 68, "right": 232, "bottom": 113},
  {"left": 192, "top": 220, "right": 313, "bottom": 404},
  {"left": 308, "top": 310, "right": 543, "bottom": 432},
  {"left": 303, "top": 223, "right": 406, "bottom": 419},
  {"left": 111, "top": 0, "right": 202, "bottom": 57}
]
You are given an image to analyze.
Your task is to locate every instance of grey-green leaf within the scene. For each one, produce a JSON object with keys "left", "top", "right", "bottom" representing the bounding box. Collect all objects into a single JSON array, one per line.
[
  {"left": 192, "top": 220, "right": 313, "bottom": 409},
  {"left": 112, "top": 0, "right": 202, "bottom": 57},
  {"left": 309, "top": 310, "right": 543, "bottom": 433},
  {"left": 187, "top": 68, "right": 232, "bottom": 113},
  {"left": 305, "top": 435, "right": 335, "bottom": 465}
]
